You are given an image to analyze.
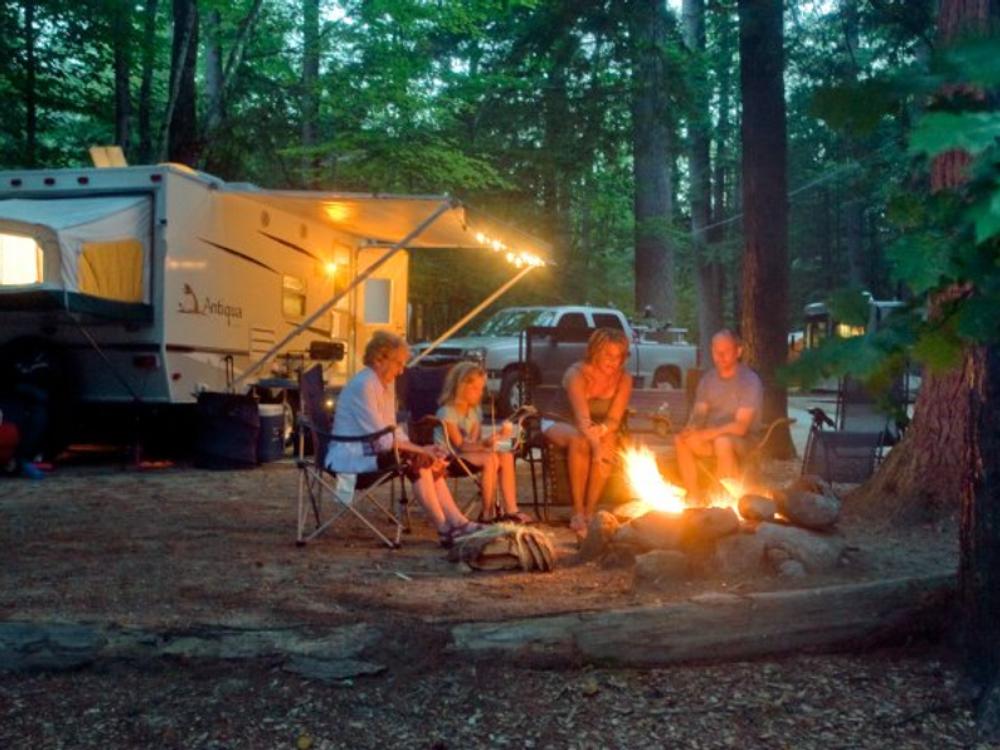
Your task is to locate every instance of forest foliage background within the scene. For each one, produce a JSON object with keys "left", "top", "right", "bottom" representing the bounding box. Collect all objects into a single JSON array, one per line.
[{"left": 0, "top": 0, "right": 935, "bottom": 342}]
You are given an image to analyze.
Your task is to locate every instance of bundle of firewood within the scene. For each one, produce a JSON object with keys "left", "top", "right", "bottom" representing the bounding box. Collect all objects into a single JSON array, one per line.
[{"left": 447, "top": 523, "right": 555, "bottom": 572}]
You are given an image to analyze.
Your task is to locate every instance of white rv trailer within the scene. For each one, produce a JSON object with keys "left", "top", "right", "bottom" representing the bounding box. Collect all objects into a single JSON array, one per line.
[{"left": 0, "top": 163, "right": 550, "bottom": 450}]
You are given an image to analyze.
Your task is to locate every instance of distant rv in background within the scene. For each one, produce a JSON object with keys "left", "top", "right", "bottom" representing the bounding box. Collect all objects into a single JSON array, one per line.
[{"left": 802, "top": 295, "right": 905, "bottom": 391}]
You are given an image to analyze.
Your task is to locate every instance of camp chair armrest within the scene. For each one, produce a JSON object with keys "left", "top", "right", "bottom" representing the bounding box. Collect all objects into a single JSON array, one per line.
[
  {"left": 299, "top": 414, "right": 396, "bottom": 444},
  {"left": 328, "top": 425, "right": 396, "bottom": 443}
]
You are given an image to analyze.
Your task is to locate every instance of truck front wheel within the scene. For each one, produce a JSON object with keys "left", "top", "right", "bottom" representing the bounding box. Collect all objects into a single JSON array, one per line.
[{"left": 497, "top": 368, "right": 528, "bottom": 418}]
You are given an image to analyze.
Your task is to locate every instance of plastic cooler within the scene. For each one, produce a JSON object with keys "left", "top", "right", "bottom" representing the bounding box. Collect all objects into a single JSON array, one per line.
[{"left": 257, "top": 404, "right": 286, "bottom": 462}]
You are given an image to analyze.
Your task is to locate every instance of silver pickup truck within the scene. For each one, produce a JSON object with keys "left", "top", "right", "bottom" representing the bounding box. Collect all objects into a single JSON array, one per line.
[{"left": 410, "top": 305, "right": 699, "bottom": 414}]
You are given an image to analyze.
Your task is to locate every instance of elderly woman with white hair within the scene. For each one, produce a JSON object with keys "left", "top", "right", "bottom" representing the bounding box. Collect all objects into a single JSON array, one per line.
[{"left": 326, "top": 330, "right": 482, "bottom": 548}]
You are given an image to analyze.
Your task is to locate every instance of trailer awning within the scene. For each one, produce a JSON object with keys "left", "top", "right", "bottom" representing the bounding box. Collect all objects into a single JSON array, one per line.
[{"left": 229, "top": 190, "right": 551, "bottom": 267}]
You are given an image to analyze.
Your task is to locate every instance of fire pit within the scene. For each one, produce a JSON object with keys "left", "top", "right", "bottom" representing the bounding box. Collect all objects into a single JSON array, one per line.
[
  {"left": 616, "top": 444, "right": 766, "bottom": 520},
  {"left": 581, "top": 444, "right": 851, "bottom": 586}
]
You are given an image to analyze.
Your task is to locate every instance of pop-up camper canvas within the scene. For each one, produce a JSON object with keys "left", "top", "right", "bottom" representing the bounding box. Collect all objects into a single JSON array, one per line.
[{"left": 0, "top": 163, "right": 549, "bottom": 455}]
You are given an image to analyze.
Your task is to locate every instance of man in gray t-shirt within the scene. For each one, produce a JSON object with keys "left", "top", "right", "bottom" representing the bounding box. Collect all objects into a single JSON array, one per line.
[{"left": 675, "top": 329, "right": 763, "bottom": 501}]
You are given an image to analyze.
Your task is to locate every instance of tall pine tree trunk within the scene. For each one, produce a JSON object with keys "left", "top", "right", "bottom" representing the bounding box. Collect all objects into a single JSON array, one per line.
[
  {"left": 683, "top": 0, "right": 723, "bottom": 356},
  {"left": 137, "top": 0, "right": 159, "bottom": 164},
  {"left": 737, "top": 0, "right": 794, "bottom": 458},
  {"left": 630, "top": 0, "right": 675, "bottom": 322},
  {"left": 301, "top": 0, "right": 321, "bottom": 186},
  {"left": 963, "top": 342, "right": 1000, "bottom": 737},
  {"left": 164, "top": 0, "right": 199, "bottom": 165},
  {"left": 541, "top": 36, "right": 574, "bottom": 295},
  {"left": 24, "top": 0, "right": 37, "bottom": 167},
  {"left": 112, "top": 2, "right": 132, "bottom": 155}
]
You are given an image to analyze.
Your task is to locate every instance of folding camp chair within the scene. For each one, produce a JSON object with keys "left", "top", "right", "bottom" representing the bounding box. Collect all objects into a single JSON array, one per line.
[
  {"left": 836, "top": 374, "right": 906, "bottom": 449},
  {"left": 801, "top": 406, "right": 882, "bottom": 484},
  {"left": 398, "top": 364, "right": 488, "bottom": 515},
  {"left": 295, "top": 365, "right": 408, "bottom": 548},
  {"left": 800, "top": 374, "right": 907, "bottom": 484}
]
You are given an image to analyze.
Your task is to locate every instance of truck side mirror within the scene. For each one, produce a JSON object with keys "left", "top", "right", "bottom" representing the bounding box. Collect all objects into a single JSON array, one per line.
[{"left": 309, "top": 340, "right": 346, "bottom": 362}]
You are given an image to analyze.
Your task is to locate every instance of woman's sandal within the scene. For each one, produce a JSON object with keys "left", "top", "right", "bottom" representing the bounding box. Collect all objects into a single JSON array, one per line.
[
  {"left": 569, "top": 514, "right": 589, "bottom": 540},
  {"left": 496, "top": 511, "right": 534, "bottom": 525}
]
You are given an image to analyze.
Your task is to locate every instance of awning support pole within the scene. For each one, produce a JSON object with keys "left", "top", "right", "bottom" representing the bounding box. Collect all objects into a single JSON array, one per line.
[
  {"left": 233, "top": 198, "right": 456, "bottom": 389},
  {"left": 408, "top": 264, "right": 535, "bottom": 367}
]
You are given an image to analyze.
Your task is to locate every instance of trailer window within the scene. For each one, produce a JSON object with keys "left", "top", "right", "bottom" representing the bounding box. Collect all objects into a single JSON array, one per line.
[
  {"left": 282, "top": 275, "right": 306, "bottom": 318},
  {"left": 364, "top": 278, "right": 391, "bottom": 324},
  {"left": 79, "top": 239, "right": 143, "bottom": 302},
  {"left": 0, "top": 233, "right": 43, "bottom": 285}
]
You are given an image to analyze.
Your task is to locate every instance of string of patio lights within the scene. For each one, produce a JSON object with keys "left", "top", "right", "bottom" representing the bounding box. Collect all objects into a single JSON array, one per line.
[{"left": 474, "top": 231, "right": 546, "bottom": 269}]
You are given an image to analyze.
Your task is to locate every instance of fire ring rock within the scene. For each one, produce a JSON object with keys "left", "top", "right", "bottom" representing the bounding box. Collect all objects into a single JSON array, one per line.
[
  {"left": 680, "top": 506, "right": 740, "bottom": 546},
  {"left": 737, "top": 494, "right": 776, "bottom": 522},
  {"left": 782, "top": 490, "right": 842, "bottom": 530},
  {"left": 756, "top": 522, "right": 845, "bottom": 573},
  {"left": 580, "top": 511, "right": 620, "bottom": 561},
  {"left": 618, "top": 511, "right": 685, "bottom": 551},
  {"left": 633, "top": 550, "right": 689, "bottom": 589}
]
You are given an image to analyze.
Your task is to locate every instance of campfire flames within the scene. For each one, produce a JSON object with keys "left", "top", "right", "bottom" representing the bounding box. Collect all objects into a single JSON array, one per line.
[
  {"left": 619, "top": 445, "right": 766, "bottom": 519},
  {"left": 619, "top": 446, "right": 687, "bottom": 514}
]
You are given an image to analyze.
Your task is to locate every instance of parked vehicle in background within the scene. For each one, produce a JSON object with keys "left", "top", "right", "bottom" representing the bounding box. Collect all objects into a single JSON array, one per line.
[
  {"left": 802, "top": 294, "right": 906, "bottom": 391},
  {"left": 410, "top": 305, "right": 699, "bottom": 415}
]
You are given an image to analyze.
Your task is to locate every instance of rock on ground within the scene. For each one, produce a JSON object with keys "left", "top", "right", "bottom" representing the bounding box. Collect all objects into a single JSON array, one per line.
[
  {"left": 633, "top": 550, "right": 689, "bottom": 590},
  {"left": 756, "top": 522, "right": 846, "bottom": 574},
  {"left": 783, "top": 491, "right": 842, "bottom": 530}
]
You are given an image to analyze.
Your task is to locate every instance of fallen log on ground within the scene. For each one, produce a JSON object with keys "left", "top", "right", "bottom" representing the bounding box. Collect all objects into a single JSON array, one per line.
[{"left": 448, "top": 573, "right": 955, "bottom": 667}]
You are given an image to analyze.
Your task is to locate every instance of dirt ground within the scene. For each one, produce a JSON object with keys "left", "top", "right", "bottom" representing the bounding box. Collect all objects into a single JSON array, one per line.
[
  {"left": 0, "top": 439, "right": 982, "bottom": 750},
  {"left": 0, "top": 453, "right": 957, "bottom": 629},
  {"left": 1, "top": 645, "right": 991, "bottom": 750}
]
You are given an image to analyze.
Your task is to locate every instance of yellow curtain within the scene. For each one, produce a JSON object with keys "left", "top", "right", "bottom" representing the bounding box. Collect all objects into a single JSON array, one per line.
[{"left": 78, "top": 239, "right": 143, "bottom": 302}]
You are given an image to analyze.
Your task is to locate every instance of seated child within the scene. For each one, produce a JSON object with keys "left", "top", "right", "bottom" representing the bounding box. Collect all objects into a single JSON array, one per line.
[{"left": 434, "top": 362, "right": 532, "bottom": 523}]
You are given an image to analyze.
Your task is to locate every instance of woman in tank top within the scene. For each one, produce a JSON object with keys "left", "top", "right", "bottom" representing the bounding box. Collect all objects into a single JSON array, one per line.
[{"left": 543, "top": 327, "right": 633, "bottom": 539}]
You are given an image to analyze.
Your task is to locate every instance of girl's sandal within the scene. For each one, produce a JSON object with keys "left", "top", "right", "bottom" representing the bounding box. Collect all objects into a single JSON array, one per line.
[
  {"left": 569, "top": 514, "right": 589, "bottom": 540},
  {"left": 439, "top": 521, "right": 485, "bottom": 548}
]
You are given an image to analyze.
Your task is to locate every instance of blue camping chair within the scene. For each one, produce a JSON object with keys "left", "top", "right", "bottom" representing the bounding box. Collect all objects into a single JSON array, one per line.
[
  {"left": 295, "top": 365, "right": 408, "bottom": 548},
  {"left": 399, "top": 364, "right": 488, "bottom": 516}
]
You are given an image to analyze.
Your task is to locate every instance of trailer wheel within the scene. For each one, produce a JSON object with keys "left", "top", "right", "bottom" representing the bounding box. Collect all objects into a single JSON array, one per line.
[{"left": 0, "top": 338, "right": 74, "bottom": 460}]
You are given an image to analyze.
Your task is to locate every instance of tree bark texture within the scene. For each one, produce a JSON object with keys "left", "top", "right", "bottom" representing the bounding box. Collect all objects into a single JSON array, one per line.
[
  {"left": 202, "top": 9, "right": 223, "bottom": 128},
  {"left": 683, "top": 0, "right": 724, "bottom": 356},
  {"left": 24, "top": 0, "right": 37, "bottom": 167},
  {"left": 737, "top": 0, "right": 794, "bottom": 458},
  {"left": 849, "top": 309, "right": 973, "bottom": 522},
  {"left": 199, "top": 0, "right": 264, "bottom": 169},
  {"left": 112, "top": 2, "right": 132, "bottom": 155},
  {"left": 630, "top": 0, "right": 675, "bottom": 322},
  {"left": 137, "top": 0, "right": 159, "bottom": 164},
  {"left": 165, "top": 0, "right": 199, "bottom": 165},
  {"left": 301, "top": 0, "right": 321, "bottom": 185},
  {"left": 541, "top": 35, "right": 574, "bottom": 295},
  {"left": 962, "top": 344, "right": 1000, "bottom": 738}
]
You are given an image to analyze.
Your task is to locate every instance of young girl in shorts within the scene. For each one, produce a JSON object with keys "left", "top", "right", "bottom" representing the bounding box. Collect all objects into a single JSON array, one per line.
[{"left": 435, "top": 362, "right": 532, "bottom": 523}]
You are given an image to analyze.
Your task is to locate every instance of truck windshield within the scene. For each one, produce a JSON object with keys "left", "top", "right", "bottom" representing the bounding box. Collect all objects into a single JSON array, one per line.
[{"left": 474, "top": 309, "right": 557, "bottom": 336}]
